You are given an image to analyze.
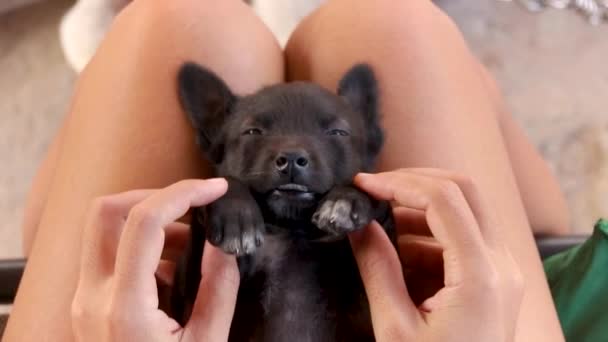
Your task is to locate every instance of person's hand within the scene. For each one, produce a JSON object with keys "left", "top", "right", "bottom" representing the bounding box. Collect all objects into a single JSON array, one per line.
[
  {"left": 71, "top": 178, "right": 239, "bottom": 342},
  {"left": 349, "top": 169, "right": 524, "bottom": 342}
]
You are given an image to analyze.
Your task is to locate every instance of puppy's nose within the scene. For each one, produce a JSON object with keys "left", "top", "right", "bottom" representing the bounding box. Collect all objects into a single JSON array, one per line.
[{"left": 275, "top": 151, "right": 309, "bottom": 172}]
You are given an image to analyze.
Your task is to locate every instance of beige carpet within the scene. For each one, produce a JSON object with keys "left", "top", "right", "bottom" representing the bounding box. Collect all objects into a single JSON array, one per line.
[
  {"left": 0, "top": 0, "right": 607, "bottom": 259},
  {"left": 0, "top": 0, "right": 75, "bottom": 259}
]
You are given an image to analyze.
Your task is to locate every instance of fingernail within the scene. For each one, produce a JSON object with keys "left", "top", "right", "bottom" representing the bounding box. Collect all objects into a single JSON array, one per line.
[
  {"left": 354, "top": 173, "right": 372, "bottom": 184},
  {"left": 205, "top": 177, "right": 228, "bottom": 187}
]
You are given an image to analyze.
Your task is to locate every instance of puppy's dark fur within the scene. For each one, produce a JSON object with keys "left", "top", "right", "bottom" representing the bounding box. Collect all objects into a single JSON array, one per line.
[{"left": 171, "top": 62, "right": 397, "bottom": 342}]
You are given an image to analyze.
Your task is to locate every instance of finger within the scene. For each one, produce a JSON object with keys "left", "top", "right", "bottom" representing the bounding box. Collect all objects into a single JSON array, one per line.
[
  {"left": 349, "top": 221, "right": 419, "bottom": 337},
  {"left": 162, "top": 222, "right": 190, "bottom": 261},
  {"left": 113, "top": 178, "right": 228, "bottom": 307},
  {"left": 393, "top": 207, "right": 430, "bottom": 236},
  {"left": 393, "top": 170, "right": 519, "bottom": 325},
  {"left": 185, "top": 242, "right": 239, "bottom": 341},
  {"left": 406, "top": 168, "right": 501, "bottom": 246},
  {"left": 354, "top": 172, "right": 492, "bottom": 285},
  {"left": 79, "top": 189, "right": 156, "bottom": 286}
]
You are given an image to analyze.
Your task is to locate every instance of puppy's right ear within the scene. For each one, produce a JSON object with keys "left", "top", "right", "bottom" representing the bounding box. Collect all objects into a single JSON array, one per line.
[{"left": 178, "top": 62, "right": 236, "bottom": 163}]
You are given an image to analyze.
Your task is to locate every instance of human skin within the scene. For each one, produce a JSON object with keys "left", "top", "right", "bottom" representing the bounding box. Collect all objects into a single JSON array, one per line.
[
  {"left": 70, "top": 179, "right": 240, "bottom": 342},
  {"left": 349, "top": 169, "right": 525, "bottom": 342}
]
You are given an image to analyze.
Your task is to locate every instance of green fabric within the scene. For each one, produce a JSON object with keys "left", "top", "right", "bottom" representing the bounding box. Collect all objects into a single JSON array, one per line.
[{"left": 544, "top": 218, "right": 608, "bottom": 342}]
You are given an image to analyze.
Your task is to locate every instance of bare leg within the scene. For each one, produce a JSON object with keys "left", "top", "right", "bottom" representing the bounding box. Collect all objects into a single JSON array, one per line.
[
  {"left": 6, "top": 0, "right": 283, "bottom": 340},
  {"left": 286, "top": 0, "right": 564, "bottom": 340},
  {"left": 500, "top": 112, "right": 570, "bottom": 235},
  {"left": 479, "top": 66, "right": 570, "bottom": 235},
  {"left": 21, "top": 120, "right": 66, "bottom": 256}
]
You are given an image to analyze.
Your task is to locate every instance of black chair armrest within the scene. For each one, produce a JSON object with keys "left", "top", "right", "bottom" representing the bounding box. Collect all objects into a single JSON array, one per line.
[
  {"left": 535, "top": 235, "right": 589, "bottom": 260},
  {"left": 0, "top": 259, "right": 25, "bottom": 304}
]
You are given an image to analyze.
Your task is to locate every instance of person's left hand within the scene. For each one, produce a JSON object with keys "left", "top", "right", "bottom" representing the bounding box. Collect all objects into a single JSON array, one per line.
[{"left": 71, "top": 178, "right": 239, "bottom": 342}]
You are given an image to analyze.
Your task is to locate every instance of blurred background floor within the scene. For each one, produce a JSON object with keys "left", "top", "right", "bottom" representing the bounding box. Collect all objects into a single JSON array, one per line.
[
  {"left": 1, "top": 0, "right": 607, "bottom": 259},
  {"left": 0, "top": 0, "right": 75, "bottom": 259}
]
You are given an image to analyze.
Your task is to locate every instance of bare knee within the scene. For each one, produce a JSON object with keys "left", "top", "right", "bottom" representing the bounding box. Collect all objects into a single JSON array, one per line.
[
  {"left": 288, "top": 0, "right": 457, "bottom": 47},
  {"left": 102, "top": 0, "right": 283, "bottom": 94},
  {"left": 124, "top": 0, "right": 258, "bottom": 35},
  {"left": 286, "top": 0, "right": 467, "bottom": 86},
  {"left": 286, "top": 0, "right": 496, "bottom": 151}
]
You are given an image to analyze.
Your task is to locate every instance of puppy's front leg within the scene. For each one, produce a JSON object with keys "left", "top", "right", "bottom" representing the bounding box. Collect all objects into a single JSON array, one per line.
[
  {"left": 207, "top": 177, "right": 266, "bottom": 256},
  {"left": 312, "top": 186, "right": 372, "bottom": 234},
  {"left": 171, "top": 178, "right": 264, "bottom": 324},
  {"left": 312, "top": 185, "right": 393, "bottom": 236}
]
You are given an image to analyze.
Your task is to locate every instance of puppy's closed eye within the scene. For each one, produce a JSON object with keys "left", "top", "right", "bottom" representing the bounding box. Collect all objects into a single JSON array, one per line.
[
  {"left": 326, "top": 129, "right": 350, "bottom": 136},
  {"left": 243, "top": 128, "right": 263, "bottom": 136}
]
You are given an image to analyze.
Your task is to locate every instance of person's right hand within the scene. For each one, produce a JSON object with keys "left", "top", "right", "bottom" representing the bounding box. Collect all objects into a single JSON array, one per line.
[
  {"left": 71, "top": 179, "right": 238, "bottom": 342},
  {"left": 349, "top": 169, "right": 525, "bottom": 342}
]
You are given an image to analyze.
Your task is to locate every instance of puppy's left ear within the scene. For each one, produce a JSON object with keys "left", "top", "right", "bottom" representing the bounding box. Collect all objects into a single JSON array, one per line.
[
  {"left": 338, "top": 64, "right": 384, "bottom": 168},
  {"left": 178, "top": 62, "right": 236, "bottom": 163}
]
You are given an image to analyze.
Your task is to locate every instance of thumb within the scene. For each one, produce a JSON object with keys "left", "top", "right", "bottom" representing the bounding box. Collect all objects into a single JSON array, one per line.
[
  {"left": 349, "top": 221, "right": 420, "bottom": 337},
  {"left": 184, "top": 242, "right": 240, "bottom": 341}
]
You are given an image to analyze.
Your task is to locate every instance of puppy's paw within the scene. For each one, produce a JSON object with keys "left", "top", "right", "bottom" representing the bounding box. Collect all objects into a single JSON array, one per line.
[
  {"left": 206, "top": 198, "right": 265, "bottom": 256},
  {"left": 312, "top": 186, "right": 373, "bottom": 235}
]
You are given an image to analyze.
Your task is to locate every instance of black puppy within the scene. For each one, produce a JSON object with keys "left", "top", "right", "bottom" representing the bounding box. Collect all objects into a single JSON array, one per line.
[{"left": 171, "top": 62, "right": 397, "bottom": 342}]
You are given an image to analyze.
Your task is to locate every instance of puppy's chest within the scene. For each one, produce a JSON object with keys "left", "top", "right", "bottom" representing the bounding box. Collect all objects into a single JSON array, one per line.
[
  {"left": 247, "top": 228, "right": 350, "bottom": 308},
  {"left": 232, "top": 228, "right": 371, "bottom": 342}
]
